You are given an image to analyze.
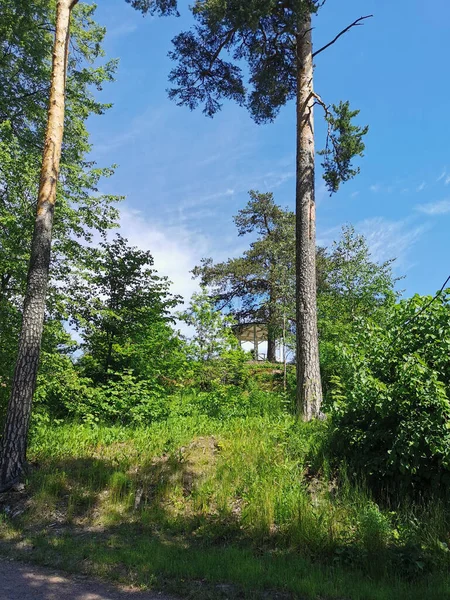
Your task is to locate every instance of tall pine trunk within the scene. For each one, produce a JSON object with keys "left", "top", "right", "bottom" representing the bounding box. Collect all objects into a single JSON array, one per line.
[
  {"left": 267, "top": 330, "right": 277, "bottom": 363},
  {"left": 0, "top": 0, "right": 77, "bottom": 491},
  {"left": 295, "top": 12, "right": 323, "bottom": 420}
]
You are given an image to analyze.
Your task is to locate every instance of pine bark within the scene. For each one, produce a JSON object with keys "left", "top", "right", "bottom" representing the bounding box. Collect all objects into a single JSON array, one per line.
[
  {"left": 295, "top": 12, "right": 323, "bottom": 420},
  {"left": 0, "top": 0, "right": 77, "bottom": 492},
  {"left": 267, "top": 330, "right": 277, "bottom": 363}
]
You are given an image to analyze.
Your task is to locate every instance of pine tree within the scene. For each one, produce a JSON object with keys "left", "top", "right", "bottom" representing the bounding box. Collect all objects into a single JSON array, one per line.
[
  {"left": 167, "top": 0, "right": 370, "bottom": 419},
  {"left": 194, "top": 191, "right": 294, "bottom": 362}
]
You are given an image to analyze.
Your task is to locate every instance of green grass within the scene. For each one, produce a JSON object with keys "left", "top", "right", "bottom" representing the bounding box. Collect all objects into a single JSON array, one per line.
[{"left": 1, "top": 415, "right": 450, "bottom": 599}]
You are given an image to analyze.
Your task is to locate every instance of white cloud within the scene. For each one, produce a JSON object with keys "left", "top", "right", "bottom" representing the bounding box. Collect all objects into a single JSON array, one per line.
[
  {"left": 261, "top": 170, "right": 295, "bottom": 190},
  {"left": 318, "top": 217, "right": 427, "bottom": 270},
  {"left": 179, "top": 188, "right": 235, "bottom": 213},
  {"left": 445, "top": 176, "right": 450, "bottom": 186},
  {"left": 94, "top": 106, "right": 169, "bottom": 155},
  {"left": 416, "top": 199, "right": 450, "bottom": 216},
  {"left": 416, "top": 182, "right": 426, "bottom": 192},
  {"left": 437, "top": 169, "right": 447, "bottom": 182},
  {"left": 370, "top": 184, "right": 381, "bottom": 193},
  {"left": 356, "top": 217, "right": 428, "bottom": 267},
  {"left": 108, "top": 23, "right": 138, "bottom": 38},
  {"left": 117, "top": 207, "right": 208, "bottom": 304}
]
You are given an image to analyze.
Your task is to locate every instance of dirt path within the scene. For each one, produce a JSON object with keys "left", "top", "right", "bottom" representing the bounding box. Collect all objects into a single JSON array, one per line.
[{"left": 0, "top": 559, "right": 179, "bottom": 600}]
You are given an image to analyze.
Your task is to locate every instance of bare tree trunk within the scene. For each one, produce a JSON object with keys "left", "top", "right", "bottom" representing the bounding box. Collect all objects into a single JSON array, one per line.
[
  {"left": 0, "top": 0, "right": 78, "bottom": 492},
  {"left": 267, "top": 330, "right": 277, "bottom": 363},
  {"left": 267, "top": 301, "right": 277, "bottom": 363},
  {"left": 295, "top": 13, "right": 323, "bottom": 421}
]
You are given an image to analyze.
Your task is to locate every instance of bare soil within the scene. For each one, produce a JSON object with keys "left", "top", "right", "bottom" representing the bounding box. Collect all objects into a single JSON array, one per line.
[{"left": 0, "top": 558, "right": 179, "bottom": 600}]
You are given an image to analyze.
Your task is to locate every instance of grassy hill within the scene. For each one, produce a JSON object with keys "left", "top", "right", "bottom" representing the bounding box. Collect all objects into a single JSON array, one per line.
[{"left": 1, "top": 400, "right": 450, "bottom": 599}]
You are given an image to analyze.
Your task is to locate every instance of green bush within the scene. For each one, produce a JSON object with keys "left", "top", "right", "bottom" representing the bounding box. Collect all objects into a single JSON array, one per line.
[
  {"left": 189, "top": 349, "right": 249, "bottom": 391},
  {"left": 34, "top": 357, "right": 170, "bottom": 426},
  {"left": 328, "top": 290, "right": 450, "bottom": 493}
]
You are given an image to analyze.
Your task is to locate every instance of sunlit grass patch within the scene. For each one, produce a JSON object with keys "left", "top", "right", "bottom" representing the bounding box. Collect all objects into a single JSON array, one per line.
[{"left": 0, "top": 414, "right": 449, "bottom": 599}]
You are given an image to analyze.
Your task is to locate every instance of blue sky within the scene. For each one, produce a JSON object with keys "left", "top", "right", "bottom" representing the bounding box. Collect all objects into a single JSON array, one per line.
[{"left": 86, "top": 0, "right": 450, "bottom": 303}]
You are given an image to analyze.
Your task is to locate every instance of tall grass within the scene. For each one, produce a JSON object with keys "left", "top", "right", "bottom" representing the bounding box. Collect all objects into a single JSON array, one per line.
[{"left": 1, "top": 411, "right": 449, "bottom": 599}]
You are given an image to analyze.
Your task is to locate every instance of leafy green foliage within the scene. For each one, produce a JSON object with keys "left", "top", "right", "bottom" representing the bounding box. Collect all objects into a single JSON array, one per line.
[
  {"left": 318, "top": 225, "right": 399, "bottom": 397},
  {"left": 329, "top": 290, "right": 450, "bottom": 492},
  {"left": 125, "top": 0, "right": 178, "bottom": 16},
  {"left": 0, "top": 1, "right": 120, "bottom": 415},
  {"left": 179, "top": 287, "right": 239, "bottom": 361},
  {"left": 70, "top": 234, "right": 180, "bottom": 382},
  {"left": 319, "top": 101, "right": 369, "bottom": 194}
]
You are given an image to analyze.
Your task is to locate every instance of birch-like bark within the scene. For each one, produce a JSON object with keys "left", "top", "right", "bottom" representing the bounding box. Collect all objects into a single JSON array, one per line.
[
  {"left": 0, "top": 0, "right": 78, "bottom": 491},
  {"left": 295, "top": 12, "right": 323, "bottom": 420}
]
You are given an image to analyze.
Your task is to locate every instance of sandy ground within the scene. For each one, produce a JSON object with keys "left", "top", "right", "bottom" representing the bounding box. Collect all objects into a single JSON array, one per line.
[{"left": 0, "top": 559, "right": 179, "bottom": 600}]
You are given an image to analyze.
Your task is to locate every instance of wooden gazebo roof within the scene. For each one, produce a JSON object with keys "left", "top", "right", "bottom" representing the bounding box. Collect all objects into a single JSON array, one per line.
[{"left": 233, "top": 322, "right": 268, "bottom": 343}]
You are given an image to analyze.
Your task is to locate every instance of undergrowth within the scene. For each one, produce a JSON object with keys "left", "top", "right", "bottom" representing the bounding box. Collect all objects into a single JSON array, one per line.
[{"left": 1, "top": 410, "right": 450, "bottom": 599}]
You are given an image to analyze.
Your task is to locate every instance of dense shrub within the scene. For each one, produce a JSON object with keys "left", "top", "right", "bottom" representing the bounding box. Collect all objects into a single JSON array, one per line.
[
  {"left": 328, "top": 291, "right": 450, "bottom": 493},
  {"left": 34, "top": 350, "right": 287, "bottom": 425}
]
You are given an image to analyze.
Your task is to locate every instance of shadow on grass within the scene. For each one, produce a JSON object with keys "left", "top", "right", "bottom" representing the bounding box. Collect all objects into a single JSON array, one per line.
[{"left": 1, "top": 449, "right": 450, "bottom": 600}]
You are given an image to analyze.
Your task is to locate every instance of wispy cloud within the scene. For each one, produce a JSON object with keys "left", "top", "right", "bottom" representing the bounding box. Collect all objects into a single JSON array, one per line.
[
  {"left": 416, "top": 199, "right": 450, "bottom": 216},
  {"left": 445, "top": 176, "right": 450, "bottom": 186},
  {"left": 437, "top": 169, "right": 447, "bottom": 182},
  {"left": 416, "top": 182, "right": 426, "bottom": 192},
  {"left": 178, "top": 188, "right": 235, "bottom": 215},
  {"left": 261, "top": 170, "right": 295, "bottom": 190},
  {"left": 93, "top": 106, "right": 170, "bottom": 155},
  {"left": 370, "top": 184, "right": 381, "bottom": 193},
  {"left": 107, "top": 23, "right": 138, "bottom": 38},
  {"left": 318, "top": 217, "right": 428, "bottom": 271},
  {"left": 356, "top": 217, "right": 428, "bottom": 268}
]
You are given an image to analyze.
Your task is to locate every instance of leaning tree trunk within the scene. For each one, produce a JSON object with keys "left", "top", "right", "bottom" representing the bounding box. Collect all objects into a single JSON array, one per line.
[
  {"left": 295, "top": 12, "right": 323, "bottom": 421},
  {"left": 0, "top": 0, "right": 78, "bottom": 492}
]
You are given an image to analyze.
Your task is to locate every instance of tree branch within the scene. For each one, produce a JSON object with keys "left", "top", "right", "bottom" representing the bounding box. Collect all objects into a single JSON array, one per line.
[
  {"left": 312, "top": 15, "right": 373, "bottom": 58},
  {"left": 209, "top": 27, "right": 237, "bottom": 69},
  {"left": 312, "top": 91, "right": 330, "bottom": 117}
]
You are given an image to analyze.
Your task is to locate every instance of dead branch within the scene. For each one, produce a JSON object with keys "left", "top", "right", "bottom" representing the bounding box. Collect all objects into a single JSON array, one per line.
[{"left": 312, "top": 15, "right": 373, "bottom": 59}]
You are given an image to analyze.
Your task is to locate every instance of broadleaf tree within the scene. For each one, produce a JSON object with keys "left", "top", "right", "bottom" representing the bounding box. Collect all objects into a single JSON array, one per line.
[
  {"left": 317, "top": 225, "right": 400, "bottom": 399},
  {"left": 179, "top": 288, "right": 239, "bottom": 362},
  {"left": 0, "top": 0, "right": 178, "bottom": 491},
  {"left": 0, "top": 1, "right": 120, "bottom": 419},
  {"left": 167, "top": 0, "right": 370, "bottom": 420},
  {"left": 69, "top": 234, "right": 180, "bottom": 382}
]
